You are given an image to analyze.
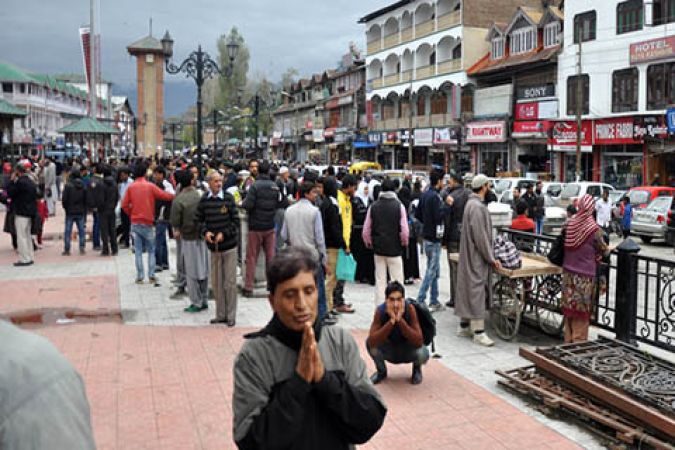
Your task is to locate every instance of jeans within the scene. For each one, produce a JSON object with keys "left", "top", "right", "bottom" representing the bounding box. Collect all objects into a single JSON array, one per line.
[
  {"left": 64, "top": 215, "right": 86, "bottom": 253},
  {"left": 317, "top": 266, "right": 327, "bottom": 320},
  {"left": 155, "top": 221, "right": 169, "bottom": 269},
  {"left": 131, "top": 224, "right": 156, "bottom": 280},
  {"left": 417, "top": 240, "right": 441, "bottom": 306},
  {"left": 535, "top": 217, "right": 544, "bottom": 235},
  {"left": 92, "top": 212, "right": 100, "bottom": 248},
  {"left": 367, "top": 341, "right": 429, "bottom": 375}
]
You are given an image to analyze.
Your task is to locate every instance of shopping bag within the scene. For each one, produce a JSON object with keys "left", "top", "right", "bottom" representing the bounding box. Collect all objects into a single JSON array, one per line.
[{"left": 336, "top": 249, "right": 356, "bottom": 282}]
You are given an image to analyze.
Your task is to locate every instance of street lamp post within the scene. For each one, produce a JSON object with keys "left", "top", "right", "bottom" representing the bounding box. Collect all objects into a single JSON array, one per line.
[{"left": 161, "top": 31, "right": 238, "bottom": 175}]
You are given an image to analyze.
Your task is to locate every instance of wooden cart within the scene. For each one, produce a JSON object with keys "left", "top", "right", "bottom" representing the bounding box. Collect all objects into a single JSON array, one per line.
[{"left": 449, "top": 253, "right": 564, "bottom": 340}]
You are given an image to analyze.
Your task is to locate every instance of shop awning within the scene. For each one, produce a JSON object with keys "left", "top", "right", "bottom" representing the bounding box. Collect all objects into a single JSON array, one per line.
[{"left": 353, "top": 141, "right": 377, "bottom": 149}]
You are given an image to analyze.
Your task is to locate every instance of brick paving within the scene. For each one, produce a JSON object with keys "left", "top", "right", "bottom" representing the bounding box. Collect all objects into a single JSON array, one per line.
[{"left": 0, "top": 208, "right": 592, "bottom": 449}]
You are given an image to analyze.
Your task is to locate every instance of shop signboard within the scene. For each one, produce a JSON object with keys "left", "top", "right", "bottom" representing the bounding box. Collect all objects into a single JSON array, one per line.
[
  {"left": 383, "top": 131, "right": 400, "bottom": 145},
  {"left": 368, "top": 132, "right": 381, "bottom": 144},
  {"left": 516, "top": 84, "right": 555, "bottom": 100},
  {"left": 630, "top": 35, "right": 675, "bottom": 65},
  {"left": 594, "top": 117, "right": 639, "bottom": 145},
  {"left": 635, "top": 115, "right": 669, "bottom": 139},
  {"left": 465, "top": 121, "right": 507, "bottom": 143},
  {"left": 338, "top": 95, "right": 353, "bottom": 106},
  {"left": 668, "top": 108, "right": 675, "bottom": 133},
  {"left": 312, "top": 129, "right": 324, "bottom": 143},
  {"left": 433, "top": 127, "right": 459, "bottom": 145},
  {"left": 549, "top": 120, "right": 593, "bottom": 152},
  {"left": 414, "top": 128, "right": 433, "bottom": 146},
  {"left": 512, "top": 121, "right": 552, "bottom": 138},
  {"left": 514, "top": 100, "right": 558, "bottom": 120}
]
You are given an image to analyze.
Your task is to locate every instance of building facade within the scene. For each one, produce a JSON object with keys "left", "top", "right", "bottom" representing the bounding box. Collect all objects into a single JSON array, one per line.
[
  {"left": 468, "top": 3, "right": 563, "bottom": 178},
  {"left": 111, "top": 96, "right": 135, "bottom": 157},
  {"left": 272, "top": 48, "right": 366, "bottom": 164},
  {"left": 557, "top": 0, "right": 675, "bottom": 186},
  {"left": 0, "top": 61, "right": 91, "bottom": 150},
  {"left": 361, "top": 0, "right": 544, "bottom": 170}
]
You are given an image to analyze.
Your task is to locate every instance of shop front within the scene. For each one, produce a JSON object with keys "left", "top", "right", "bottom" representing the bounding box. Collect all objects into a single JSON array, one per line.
[
  {"left": 549, "top": 120, "right": 594, "bottom": 182},
  {"left": 433, "top": 127, "right": 463, "bottom": 173},
  {"left": 594, "top": 117, "right": 644, "bottom": 188},
  {"left": 512, "top": 96, "right": 558, "bottom": 175},
  {"left": 381, "top": 131, "right": 401, "bottom": 169},
  {"left": 466, "top": 120, "right": 509, "bottom": 177}
]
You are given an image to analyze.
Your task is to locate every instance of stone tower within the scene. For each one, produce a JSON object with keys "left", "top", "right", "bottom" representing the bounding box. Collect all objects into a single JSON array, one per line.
[{"left": 127, "top": 34, "right": 167, "bottom": 157}]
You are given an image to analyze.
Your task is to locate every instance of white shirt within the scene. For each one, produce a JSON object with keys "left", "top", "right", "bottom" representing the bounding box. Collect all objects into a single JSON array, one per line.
[{"left": 595, "top": 198, "right": 612, "bottom": 228}]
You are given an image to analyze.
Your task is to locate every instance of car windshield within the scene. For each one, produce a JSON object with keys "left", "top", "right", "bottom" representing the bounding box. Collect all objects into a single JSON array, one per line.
[
  {"left": 608, "top": 191, "right": 624, "bottom": 203},
  {"left": 495, "top": 180, "right": 512, "bottom": 193},
  {"left": 546, "top": 184, "right": 562, "bottom": 197},
  {"left": 646, "top": 197, "right": 672, "bottom": 212},
  {"left": 561, "top": 184, "right": 581, "bottom": 198},
  {"left": 500, "top": 191, "right": 512, "bottom": 203},
  {"left": 629, "top": 190, "right": 650, "bottom": 205}
]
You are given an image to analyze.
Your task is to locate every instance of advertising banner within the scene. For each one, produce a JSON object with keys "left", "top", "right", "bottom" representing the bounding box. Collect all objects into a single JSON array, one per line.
[
  {"left": 465, "top": 121, "right": 507, "bottom": 143},
  {"left": 549, "top": 121, "right": 593, "bottom": 152},
  {"left": 630, "top": 35, "right": 675, "bottom": 65}
]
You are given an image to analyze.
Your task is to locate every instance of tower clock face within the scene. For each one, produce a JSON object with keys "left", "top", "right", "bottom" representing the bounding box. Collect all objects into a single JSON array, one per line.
[{"left": 146, "top": 54, "right": 154, "bottom": 63}]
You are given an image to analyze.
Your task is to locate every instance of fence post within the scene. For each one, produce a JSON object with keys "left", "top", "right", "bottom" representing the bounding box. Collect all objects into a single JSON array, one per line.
[{"left": 614, "top": 239, "right": 640, "bottom": 345}]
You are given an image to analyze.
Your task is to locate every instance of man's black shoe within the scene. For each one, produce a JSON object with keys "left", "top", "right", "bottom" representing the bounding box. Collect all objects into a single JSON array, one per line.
[
  {"left": 370, "top": 371, "right": 387, "bottom": 385},
  {"left": 210, "top": 318, "right": 227, "bottom": 324},
  {"left": 13, "top": 261, "right": 34, "bottom": 267},
  {"left": 241, "top": 288, "right": 254, "bottom": 297},
  {"left": 445, "top": 300, "right": 455, "bottom": 308},
  {"left": 411, "top": 366, "right": 423, "bottom": 385}
]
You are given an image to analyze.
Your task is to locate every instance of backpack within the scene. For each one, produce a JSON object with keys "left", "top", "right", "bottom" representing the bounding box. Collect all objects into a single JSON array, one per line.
[{"left": 407, "top": 299, "right": 436, "bottom": 348}]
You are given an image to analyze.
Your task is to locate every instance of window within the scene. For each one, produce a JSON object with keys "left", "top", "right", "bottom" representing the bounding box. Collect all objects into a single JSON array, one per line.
[
  {"left": 654, "top": 0, "right": 675, "bottom": 25},
  {"left": 2, "top": 83, "right": 13, "bottom": 93},
  {"left": 491, "top": 37, "right": 504, "bottom": 59},
  {"left": 18, "top": 84, "right": 25, "bottom": 94},
  {"left": 429, "top": 51, "right": 436, "bottom": 66},
  {"left": 574, "top": 11, "right": 596, "bottom": 43},
  {"left": 417, "top": 95, "right": 426, "bottom": 116},
  {"left": 567, "top": 74, "right": 590, "bottom": 115},
  {"left": 452, "top": 43, "right": 462, "bottom": 60},
  {"left": 617, "top": 0, "right": 643, "bottom": 34},
  {"left": 612, "top": 68, "right": 639, "bottom": 112},
  {"left": 510, "top": 27, "right": 536, "bottom": 55},
  {"left": 647, "top": 62, "right": 675, "bottom": 109},
  {"left": 544, "top": 22, "right": 561, "bottom": 47}
]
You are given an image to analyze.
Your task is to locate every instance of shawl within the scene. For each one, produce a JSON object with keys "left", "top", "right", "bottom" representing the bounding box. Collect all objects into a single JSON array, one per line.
[
  {"left": 565, "top": 194, "right": 599, "bottom": 249},
  {"left": 355, "top": 181, "right": 369, "bottom": 205}
]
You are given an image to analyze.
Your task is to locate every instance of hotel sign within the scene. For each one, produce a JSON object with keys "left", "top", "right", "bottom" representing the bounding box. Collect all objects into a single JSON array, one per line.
[{"left": 630, "top": 36, "right": 675, "bottom": 65}]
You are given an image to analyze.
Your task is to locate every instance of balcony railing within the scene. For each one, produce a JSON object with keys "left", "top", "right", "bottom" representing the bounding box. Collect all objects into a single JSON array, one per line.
[
  {"left": 415, "top": 116, "right": 431, "bottom": 128},
  {"left": 401, "top": 70, "right": 412, "bottom": 83},
  {"left": 383, "top": 33, "right": 399, "bottom": 50},
  {"left": 438, "top": 10, "right": 461, "bottom": 31},
  {"left": 384, "top": 118, "right": 399, "bottom": 129},
  {"left": 431, "top": 113, "right": 455, "bottom": 127},
  {"left": 383, "top": 73, "right": 400, "bottom": 87},
  {"left": 371, "top": 78, "right": 383, "bottom": 89},
  {"left": 401, "top": 27, "right": 413, "bottom": 42},
  {"left": 415, "top": 64, "right": 435, "bottom": 80},
  {"left": 437, "top": 59, "right": 462, "bottom": 75},
  {"left": 416, "top": 20, "right": 435, "bottom": 38},
  {"left": 367, "top": 40, "right": 381, "bottom": 55}
]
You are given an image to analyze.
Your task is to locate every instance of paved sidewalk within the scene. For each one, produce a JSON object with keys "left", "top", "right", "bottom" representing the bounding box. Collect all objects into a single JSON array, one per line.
[{"left": 0, "top": 209, "right": 596, "bottom": 449}]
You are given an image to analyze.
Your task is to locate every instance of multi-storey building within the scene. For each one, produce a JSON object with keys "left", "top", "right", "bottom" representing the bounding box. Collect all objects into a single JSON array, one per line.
[
  {"left": 557, "top": 0, "right": 675, "bottom": 186},
  {"left": 360, "top": 0, "right": 543, "bottom": 169},
  {"left": 0, "top": 61, "right": 110, "bottom": 154},
  {"left": 272, "top": 48, "right": 366, "bottom": 163},
  {"left": 111, "top": 96, "right": 135, "bottom": 156},
  {"left": 468, "top": 2, "right": 563, "bottom": 177}
]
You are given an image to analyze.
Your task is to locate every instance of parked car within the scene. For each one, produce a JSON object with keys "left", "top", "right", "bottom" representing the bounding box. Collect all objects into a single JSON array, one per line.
[
  {"left": 542, "top": 182, "right": 564, "bottom": 203},
  {"left": 627, "top": 186, "right": 675, "bottom": 210},
  {"left": 631, "top": 196, "right": 675, "bottom": 244},
  {"left": 499, "top": 188, "right": 566, "bottom": 235},
  {"left": 493, "top": 178, "right": 538, "bottom": 199},
  {"left": 559, "top": 182, "right": 615, "bottom": 208},
  {"left": 667, "top": 206, "right": 675, "bottom": 246}
]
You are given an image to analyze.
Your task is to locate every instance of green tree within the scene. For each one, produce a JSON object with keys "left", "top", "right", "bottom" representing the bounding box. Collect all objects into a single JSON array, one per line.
[{"left": 216, "top": 27, "right": 249, "bottom": 110}]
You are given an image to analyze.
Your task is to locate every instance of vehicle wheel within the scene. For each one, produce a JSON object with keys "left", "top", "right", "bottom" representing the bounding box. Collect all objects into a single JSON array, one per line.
[
  {"left": 640, "top": 236, "right": 653, "bottom": 244},
  {"left": 489, "top": 278, "right": 522, "bottom": 341},
  {"left": 534, "top": 275, "right": 564, "bottom": 336}
]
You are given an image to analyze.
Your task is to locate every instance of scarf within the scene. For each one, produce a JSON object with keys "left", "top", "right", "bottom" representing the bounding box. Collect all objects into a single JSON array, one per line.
[
  {"left": 564, "top": 194, "right": 599, "bottom": 249},
  {"left": 355, "top": 181, "right": 369, "bottom": 205},
  {"left": 245, "top": 314, "right": 323, "bottom": 351}
]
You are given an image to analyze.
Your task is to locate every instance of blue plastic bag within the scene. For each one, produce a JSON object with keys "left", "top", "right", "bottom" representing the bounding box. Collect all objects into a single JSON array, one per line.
[{"left": 336, "top": 249, "right": 356, "bottom": 282}]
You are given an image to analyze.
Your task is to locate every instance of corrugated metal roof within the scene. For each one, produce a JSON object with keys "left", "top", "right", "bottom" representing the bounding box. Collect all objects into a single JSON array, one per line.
[
  {"left": 127, "top": 35, "right": 164, "bottom": 53},
  {"left": 58, "top": 117, "right": 120, "bottom": 134},
  {"left": 0, "top": 98, "right": 27, "bottom": 117}
]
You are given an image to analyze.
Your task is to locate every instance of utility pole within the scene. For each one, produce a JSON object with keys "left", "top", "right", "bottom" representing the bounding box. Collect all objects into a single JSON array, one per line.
[
  {"left": 407, "top": 82, "right": 414, "bottom": 169},
  {"left": 575, "top": 22, "right": 583, "bottom": 182},
  {"left": 89, "top": 0, "right": 98, "bottom": 162},
  {"left": 253, "top": 94, "right": 260, "bottom": 158},
  {"left": 213, "top": 109, "right": 218, "bottom": 153}
]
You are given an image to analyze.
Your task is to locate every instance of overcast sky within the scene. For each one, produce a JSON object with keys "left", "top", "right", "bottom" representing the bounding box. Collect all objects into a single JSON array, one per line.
[{"left": 0, "top": 0, "right": 391, "bottom": 87}]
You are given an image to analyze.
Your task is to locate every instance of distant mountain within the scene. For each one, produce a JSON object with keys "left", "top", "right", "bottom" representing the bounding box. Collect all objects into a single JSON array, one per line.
[{"left": 113, "top": 81, "right": 197, "bottom": 118}]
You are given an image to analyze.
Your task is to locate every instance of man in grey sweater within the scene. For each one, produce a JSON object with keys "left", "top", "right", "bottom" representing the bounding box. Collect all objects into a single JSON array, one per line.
[{"left": 280, "top": 182, "right": 333, "bottom": 324}]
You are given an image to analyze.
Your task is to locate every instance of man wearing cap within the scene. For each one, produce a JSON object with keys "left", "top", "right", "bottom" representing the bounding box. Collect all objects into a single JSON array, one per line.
[{"left": 455, "top": 174, "right": 501, "bottom": 347}]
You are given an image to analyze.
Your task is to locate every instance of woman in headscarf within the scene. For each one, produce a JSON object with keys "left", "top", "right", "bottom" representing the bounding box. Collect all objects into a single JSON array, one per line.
[
  {"left": 560, "top": 194, "right": 610, "bottom": 343},
  {"left": 397, "top": 179, "right": 419, "bottom": 284},
  {"left": 351, "top": 177, "right": 375, "bottom": 285}
]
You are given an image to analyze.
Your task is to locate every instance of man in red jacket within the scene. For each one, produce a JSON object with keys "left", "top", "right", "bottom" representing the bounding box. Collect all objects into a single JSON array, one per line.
[{"left": 121, "top": 163, "right": 175, "bottom": 284}]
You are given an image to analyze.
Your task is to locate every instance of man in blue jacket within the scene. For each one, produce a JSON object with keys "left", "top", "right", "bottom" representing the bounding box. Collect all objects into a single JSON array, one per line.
[{"left": 415, "top": 171, "right": 452, "bottom": 312}]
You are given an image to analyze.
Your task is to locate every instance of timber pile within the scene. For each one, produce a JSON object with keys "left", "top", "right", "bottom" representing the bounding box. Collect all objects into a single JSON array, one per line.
[{"left": 497, "top": 337, "right": 675, "bottom": 449}]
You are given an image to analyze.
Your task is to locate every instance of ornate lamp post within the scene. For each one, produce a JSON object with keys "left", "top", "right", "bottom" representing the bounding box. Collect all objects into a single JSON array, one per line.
[{"left": 161, "top": 31, "right": 238, "bottom": 173}]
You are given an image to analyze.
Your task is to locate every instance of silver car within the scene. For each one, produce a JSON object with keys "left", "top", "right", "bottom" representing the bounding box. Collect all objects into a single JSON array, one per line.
[{"left": 631, "top": 196, "right": 675, "bottom": 244}]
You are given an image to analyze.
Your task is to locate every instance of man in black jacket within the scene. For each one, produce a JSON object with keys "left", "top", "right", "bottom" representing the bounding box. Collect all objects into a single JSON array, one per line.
[
  {"left": 61, "top": 168, "right": 88, "bottom": 256},
  {"left": 241, "top": 160, "right": 282, "bottom": 297},
  {"left": 99, "top": 165, "right": 119, "bottom": 256},
  {"left": 442, "top": 172, "right": 470, "bottom": 307},
  {"left": 233, "top": 247, "right": 386, "bottom": 449},
  {"left": 87, "top": 163, "right": 105, "bottom": 251},
  {"left": 319, "top": 177, "right": 344, "bottom": 321},
  {"left": 196, "top": 171, "right": 240, "bottom": 326},
  {"left": 7, "top": 163, "right": 37, "bottom": 266},
  {"left": 415, "top": 172, "right": 451, "bottom": 312},
  {"left": 362, "top": 179, "right": 409, "bottom": 304}
]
